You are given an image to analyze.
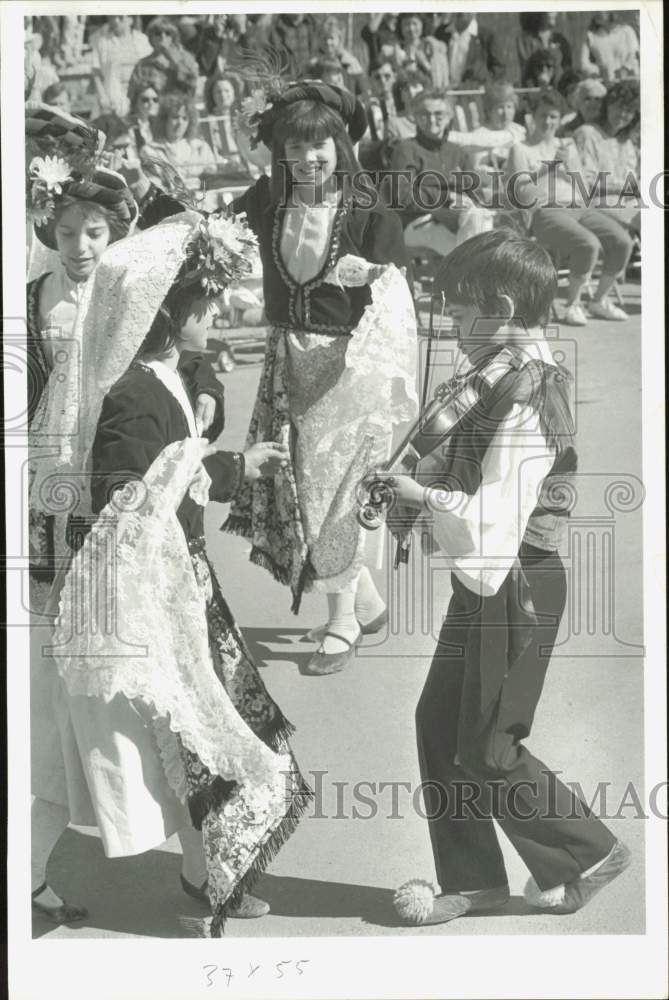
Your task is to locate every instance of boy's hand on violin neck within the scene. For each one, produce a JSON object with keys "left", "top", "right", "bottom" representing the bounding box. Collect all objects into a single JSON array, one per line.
[
  {"left": 243, "top": 441, "right": 290, "bottom": 481},
  {"left": 385, "top": 474, "right": 427, "bottom": 510}
]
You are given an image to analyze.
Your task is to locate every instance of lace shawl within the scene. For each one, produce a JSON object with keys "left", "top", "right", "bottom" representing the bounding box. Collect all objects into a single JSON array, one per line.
[
  {"left": 52, "top": 437, "right": 289, "bottom": 792},
  {"left": 29, "top": 211, "right": 202, "bottom": 520}
]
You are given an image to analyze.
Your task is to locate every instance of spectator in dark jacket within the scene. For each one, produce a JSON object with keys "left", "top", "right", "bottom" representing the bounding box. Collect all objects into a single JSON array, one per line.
[
  {"left": 517, "top": 12, "right": 572, "bottom": 87},
  {"left": 434, "top": 13, "right": 506, "bottom": 85},
  {"left": 268, "top": 14, "right": 319, "bottom": 79}
]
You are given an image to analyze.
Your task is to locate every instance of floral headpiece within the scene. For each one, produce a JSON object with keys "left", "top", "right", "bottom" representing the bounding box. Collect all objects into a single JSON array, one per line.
[
  {"left": 232, "top": 48, "right": 292, "bottom": 149},
  {"left": 178, "top": 212, "right": 259, "bottom": 297},
  {"left": 26, "top": 106, "right": 105, "bottom": 224}
]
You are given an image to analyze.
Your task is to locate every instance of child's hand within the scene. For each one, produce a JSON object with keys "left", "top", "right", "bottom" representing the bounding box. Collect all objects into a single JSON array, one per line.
[
  {"left": 243, "top": 441, "right": 289, "bottom": 481},
  {"left": 195, "top": 393, "right": 217, "bottom": 436},
  {"left": 384, "top": 474, "right": 426, "bottom": 510}
]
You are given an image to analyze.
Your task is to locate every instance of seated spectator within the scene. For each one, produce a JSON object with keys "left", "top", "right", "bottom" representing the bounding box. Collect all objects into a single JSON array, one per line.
[
  {"left": 506, "top": 89, "right": 635, "bottom": 325},
  {"left": 310, "top": 16, "right": 366, "bottom": 95},
  {"left": 389, "top": 89, "right": 494, "bottom": 259},
  {"left": 127, "top": 16, "right": 199, "bottom": 109},
  {"left": 143, "top": 92, "right": 217, "bottom": 192},
  {"left": 202, "top": 72, "right": 252, "bottom": 177},
  {"left": 556, "top": 69, "right": 587, "bottom": 132},
  {"left": 305, "top": 58, "right": 348, "bottom": 91},
  {"left": 434, "top": 12, "right": 506, "bottom": 86},
  {"left": 523, "top": 47, "right": 561, "bottom": 89},
  {"left": 42, "top": 82, "right": 71, "bottom": 113},
  {"left": 89, "top": 14, "right": 152, "bottom": 116},
  {"left": 92, "top": 111, "right": 138, "bottom": 161},
  {"left": 394, "top": 69, "right": 428, "bottom": 114},
  {"left": 580, "top": 13, "right": 640, "bottom": 84},
  {"left": 24, "top": 27, "right": 60, "bottom": 102},
  {"left": 517, "top": 12, "right": 572, "bottom": 87},
  {"left": 464, "top": 81, "right": 527, "bottom": 172},
  {"left": 196, "top": 14, "right": 245, "bottom": 78},
  {"left": 365, "top": 61, "right": 415, "bottom": 141},
  {"left": 361, "top": 14, "right": 400, "bottom": 69},
  {"left": 396, "top": 14, "right": 449, "bottom": 91},
  {"left": 177, "top": 15, "right": 203, "bottom": 61},
  {"left": 269, "top": 14, "right": 319, "bottom": 80},
  {"left": 128, "top": 83, "right": 161, "bottom": 148},
  {"left": 558, "top": 76, "right": 606, "bottom": 137},
  {"left": 573, "top": 80, "right": 640, "bottom": 203}
]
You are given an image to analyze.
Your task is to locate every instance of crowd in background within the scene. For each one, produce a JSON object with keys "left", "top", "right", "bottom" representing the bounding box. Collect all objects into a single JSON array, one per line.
[{"left": 24, "top": 10, "right": 641, "bottom": 328}]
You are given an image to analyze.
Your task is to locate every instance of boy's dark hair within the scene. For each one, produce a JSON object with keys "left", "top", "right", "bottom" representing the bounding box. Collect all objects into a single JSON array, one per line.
[
  {"left": 435, "top": 229, "right": 557, "bottom": 329},
  {"left": 138, "top": 262, "right": 206, "bottom": 359}
]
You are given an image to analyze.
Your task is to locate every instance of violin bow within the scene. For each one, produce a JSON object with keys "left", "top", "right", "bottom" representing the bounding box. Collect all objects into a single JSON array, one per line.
[{"left": 422, "top": 290, "right": 447, "bottom": 411}]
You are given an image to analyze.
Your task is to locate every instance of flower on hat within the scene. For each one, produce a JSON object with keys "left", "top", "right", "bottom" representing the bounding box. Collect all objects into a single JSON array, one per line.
[
  {"left": 30, "top": 155, "right": 73, "bottom": 194},
  {"left": 179, "top": 212, "right": 259, "bottom": 298}
]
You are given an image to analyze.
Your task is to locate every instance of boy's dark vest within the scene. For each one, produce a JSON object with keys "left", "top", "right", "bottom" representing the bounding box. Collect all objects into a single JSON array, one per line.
[{"left": 422, "top": 346, "right": 577, "bottom": 553}]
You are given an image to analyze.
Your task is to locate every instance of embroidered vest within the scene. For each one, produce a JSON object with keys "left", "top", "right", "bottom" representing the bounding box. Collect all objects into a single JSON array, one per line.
[{"left": 425, "top": 349, "right": 577, "bottom": 553}]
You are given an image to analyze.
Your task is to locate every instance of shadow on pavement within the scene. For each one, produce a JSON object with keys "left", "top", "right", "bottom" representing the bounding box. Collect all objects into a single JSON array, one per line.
[
  {"left": 34, "top": 831, "right": 541, "bottom": 938},
  {"left": 33, "top": 829, "right": 209, "bottom": 939},
  {"left": 242, "top": 626, "right": 317, "bottom": 673}
]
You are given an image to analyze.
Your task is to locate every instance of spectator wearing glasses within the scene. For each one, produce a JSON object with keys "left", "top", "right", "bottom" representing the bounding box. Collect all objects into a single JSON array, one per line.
[
  {"left": 558, "top": 76, "right": 606, "bottom": 137},
  {"left": 129, "top": 83, "right": 161, "bottom": 148},
  {"left": 127, "top": 16, "right": 199, "bottom": 109},
  {"left": 89, "top": 15, "right": 152, "bottom": 116},
  {"left": 389, "top": 90, "right": 494, "bottom": 259},
  {"left": 143, "top": 92, "right": 217, "bottom": 192},
  {"left": 365, "top": 61, "right": 415, "bottom": 142}
]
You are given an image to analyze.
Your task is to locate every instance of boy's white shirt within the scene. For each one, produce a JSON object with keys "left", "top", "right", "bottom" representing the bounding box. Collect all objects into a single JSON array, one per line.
[{"left": 422, "top": 337, "right": 558, "bottom": 597}]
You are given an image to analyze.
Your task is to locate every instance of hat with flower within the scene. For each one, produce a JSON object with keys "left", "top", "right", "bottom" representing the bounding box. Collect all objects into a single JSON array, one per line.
[
  {"left": 26, "top": 104, "right": 138, "bottom": 248},
  {"left": 235, "top": 52, "right": 367, "bottom": 149}
]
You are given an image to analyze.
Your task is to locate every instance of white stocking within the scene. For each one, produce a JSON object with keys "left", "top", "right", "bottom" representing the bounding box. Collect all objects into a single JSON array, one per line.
[{"left": 354, "top": 566, "right": 386, "bottom": 625}]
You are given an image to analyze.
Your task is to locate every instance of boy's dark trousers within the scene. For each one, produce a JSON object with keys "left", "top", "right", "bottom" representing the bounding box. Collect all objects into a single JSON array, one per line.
[{"left": 416, "top": 542, "right": 616, "bottom": 893}]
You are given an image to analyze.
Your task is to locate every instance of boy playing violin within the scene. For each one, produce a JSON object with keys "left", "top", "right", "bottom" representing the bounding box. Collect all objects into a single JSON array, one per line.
[{"left": 385, "top": 230, "right": 630, "bottom": 926}]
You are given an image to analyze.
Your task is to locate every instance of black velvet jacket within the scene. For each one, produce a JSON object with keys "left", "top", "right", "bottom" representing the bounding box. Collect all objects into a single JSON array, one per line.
[
  {"left": 90, "top": 362, "right": 242, "bottom": 542},
  {"left": 233, "top": 175, "right": 408, "bottom": 335}
]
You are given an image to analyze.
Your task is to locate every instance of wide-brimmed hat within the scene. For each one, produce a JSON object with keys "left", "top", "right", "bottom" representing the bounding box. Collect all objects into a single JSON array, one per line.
[
  {"left": 26, "top": 105, "right": 138, "bottom": 247},
  {"left": 255, "top": 82, "right": 368, "bottom": 147}
]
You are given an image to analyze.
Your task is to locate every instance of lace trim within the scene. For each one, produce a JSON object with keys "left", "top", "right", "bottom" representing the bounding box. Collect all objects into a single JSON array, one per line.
[{"left": 52, "top": 439, "right": 288, "bottom": 793}]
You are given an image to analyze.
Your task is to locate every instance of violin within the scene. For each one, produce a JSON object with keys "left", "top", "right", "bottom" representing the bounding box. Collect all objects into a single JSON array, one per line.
[{"left": 356, "top": 346, "right": 520, "bottom": 531}]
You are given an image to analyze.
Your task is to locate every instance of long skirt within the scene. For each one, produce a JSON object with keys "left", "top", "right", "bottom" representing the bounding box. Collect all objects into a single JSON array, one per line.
[
  {"left": 32, "top": 538, "right": 310, "bottom": 934},
  {"left": 225, "top": 265, "right": 418, "bottom": 611}
]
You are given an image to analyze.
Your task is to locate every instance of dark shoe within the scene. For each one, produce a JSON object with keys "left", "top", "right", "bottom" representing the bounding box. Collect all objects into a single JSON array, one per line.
[
  {"left": 180, "top": 873, "right": 210, "bottom": 904},
  {"left": 304, "top": 630, "right": 362, "bottom": 675},
  {"left": 31, "top": 882, "right": 88, "bottom": 924},
  {"left": 525, "top": 840, "right": 631, "bottom": 915},
  {"left": 227, "top": 893, "right": 270, "bottom": 919}
]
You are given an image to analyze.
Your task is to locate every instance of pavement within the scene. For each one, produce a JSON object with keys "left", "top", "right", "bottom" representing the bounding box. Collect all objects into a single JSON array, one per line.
[{"left": 35, "top": 283, "right": 645, "bottom": 940}]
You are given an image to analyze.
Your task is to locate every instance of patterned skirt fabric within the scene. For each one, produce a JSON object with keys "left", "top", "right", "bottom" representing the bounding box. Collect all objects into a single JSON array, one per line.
[{"left": 225, "top": 264, "right": 418, "bottom": 612}]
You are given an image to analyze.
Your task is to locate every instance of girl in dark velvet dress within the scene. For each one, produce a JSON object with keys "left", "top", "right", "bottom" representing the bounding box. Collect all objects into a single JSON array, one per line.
[{"left": 225, "top": 82, "right": 418, "bottom": 675}]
